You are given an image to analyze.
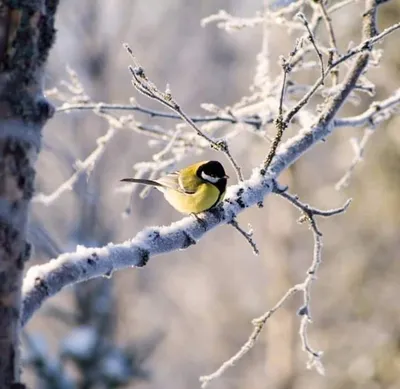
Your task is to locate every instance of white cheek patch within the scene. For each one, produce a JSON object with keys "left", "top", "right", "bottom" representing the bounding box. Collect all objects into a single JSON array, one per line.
[{"left": 201, "top": 171, "right": 219, "bottom": 183}]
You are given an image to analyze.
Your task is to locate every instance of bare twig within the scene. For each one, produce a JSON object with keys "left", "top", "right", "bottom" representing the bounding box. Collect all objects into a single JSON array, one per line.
[
  {"left": 274, "top": 187, "right": 352, "bottom": 220},
  {"left": 275, "top": 186, "right": 351, "bottom": 373},
  {"left": 283, "top": 21, "right": 400, "bottom": 126},
  {"left": 298, "top": 228, "right": 325, "bottom": 375},
  {"left": 335, "top": 128, "right": 374, "bottom": 190},
  {"left": 200, "top": 187, "right": 350, "bottom": 387},
  {"left": 262, "top": 40, "right": 302, "bottom": 171},
  {"left": 34, "top": 125, "right": 117, "bottom": 205},
  {"left": 297, "top": 12, "right": 325, "bottom": 82},
  {"left": 263, "top": 117, "right": 287, "bottom": 171},
  {"left": 261, "top": 7, "right": 334, "bottom": 172},
  {"left": 334, "top": 88, "right": 400, "bottom": 128},
  {"left": 57, "top": 102, "right": 263, "bottom": 130},
  {"left": 199, "top": 284, "right": 301, "bottom": 388},
  {"left": 124, "top": 43, "right": 244, "bottom": 181},
  {"left": 262, "top": 60, "right": 289, "bottom": 170},
  {"left": 153, "top": 128, "right": 182, "bottom": 162},
  {"left": 331, "top": 21, "right": 400, "bottom": 69},
  {"left": 228, "top": 218, "right": 259, "bottom": 255},
  {"left": 334, "top": 88, "right": 400, "bottom": 191},
  {"left": 317, "top": 0, "right": 339, "bottom": 84}
]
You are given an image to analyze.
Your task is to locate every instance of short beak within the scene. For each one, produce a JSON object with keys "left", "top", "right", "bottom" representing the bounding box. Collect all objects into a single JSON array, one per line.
[{"left": 224, "top": 175, "right": 229, "bottom": 179}]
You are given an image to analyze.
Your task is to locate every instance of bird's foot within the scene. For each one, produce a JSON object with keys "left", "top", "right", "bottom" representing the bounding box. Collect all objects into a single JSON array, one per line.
[{"left": 191, "top": 213, "right": 207, "bottom": 231}]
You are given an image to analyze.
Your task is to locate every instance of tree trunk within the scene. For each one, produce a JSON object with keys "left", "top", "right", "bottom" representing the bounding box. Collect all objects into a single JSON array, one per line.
[{"left": 0, "top": 1, "right": 58, "bottom": 386}]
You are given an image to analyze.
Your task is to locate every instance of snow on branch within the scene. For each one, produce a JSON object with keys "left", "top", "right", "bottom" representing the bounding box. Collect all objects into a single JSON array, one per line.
[
  {"left": 23, "top": 49, "right": 400, "bottom": 325},
  {"left": 24, "top": 0, "right": 400, "bottom": 387},
  {"left": 334, "top": 89, "right": 400, "bottom": 129},
  {"left": 200, "top": 187, "right": 351, "bottom": 387}
]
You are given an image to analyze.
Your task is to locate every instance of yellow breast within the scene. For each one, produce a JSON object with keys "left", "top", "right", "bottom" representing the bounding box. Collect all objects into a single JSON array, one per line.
[{"left": 163, "top": 183, "right": 224, "bottom": 214}]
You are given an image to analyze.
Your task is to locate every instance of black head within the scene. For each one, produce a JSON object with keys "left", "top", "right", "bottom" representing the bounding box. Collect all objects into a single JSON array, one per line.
[{"left": 197, "top": 161, "right": 228, "bottom": 191}]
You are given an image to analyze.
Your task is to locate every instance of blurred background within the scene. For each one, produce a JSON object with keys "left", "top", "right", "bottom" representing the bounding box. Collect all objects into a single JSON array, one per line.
[{"left": 24, "top": 0, "right": 400, "bottom": 388}]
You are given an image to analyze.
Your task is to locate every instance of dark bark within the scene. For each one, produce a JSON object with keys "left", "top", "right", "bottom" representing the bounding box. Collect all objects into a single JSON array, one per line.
[{"left": 0, "top": 1, "right": 58, "bottom": 386}]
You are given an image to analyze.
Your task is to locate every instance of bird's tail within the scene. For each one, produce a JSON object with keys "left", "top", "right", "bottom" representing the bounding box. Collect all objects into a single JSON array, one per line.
[{"left": 120, "top": 178, "right": 164, "bottom": 188}]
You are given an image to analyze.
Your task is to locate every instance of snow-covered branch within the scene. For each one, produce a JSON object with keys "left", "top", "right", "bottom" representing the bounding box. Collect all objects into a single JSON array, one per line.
[
  {"left": 22, "top": 33, "right": 398, "bottom": 326},
  {"left": 19, "top": 2, "right": 400, "bottom": 389},
  {"left": 334, "top": 89, "right": 400, "bottom": 128}
]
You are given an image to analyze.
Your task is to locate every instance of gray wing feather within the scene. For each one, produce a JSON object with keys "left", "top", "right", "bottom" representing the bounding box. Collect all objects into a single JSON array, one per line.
[
  {"left": 156, "top": 172, "right": 186, "bottom": 193},
  {"left": 157, "top": 172, "right": 195, "bottom": 194},
  {"left": 121, "top": 172, "right": 193, "bottom": 194}
]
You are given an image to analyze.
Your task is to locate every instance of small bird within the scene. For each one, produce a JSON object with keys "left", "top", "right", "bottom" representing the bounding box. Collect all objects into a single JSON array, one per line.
[{"left": 121, "top": 160, "right": 229, "bottom": 214}]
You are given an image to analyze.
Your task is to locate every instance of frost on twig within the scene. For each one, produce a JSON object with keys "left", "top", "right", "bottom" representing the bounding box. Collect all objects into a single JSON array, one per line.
[
  {"left": 335, "top": 128, "right": 374, "bottom": 190},
  {"left": 296, "top": 12, "right": 325, "bottom": 82},
  {"left": 334, "top": 89, "right": 400, "bottom": 189},
  {"left": 199, "top": 185, "right": 350, "bottom": 387},
  {"left": 124, "top": 43, "right": 244, "bottom": 181},
  {"left": 228, "top": 218, "right": 259, "bottom": 255},
  {"left": 25, "top": 0, "right": 400, "bottom": 388},
  {"left": 262, "top": 37, "right": 303, "bottom": 171},
  {"left": 315, "top": 0, "right": 339, "bottom": 85},
  {"left": 34, "top": 125, "right": 118, "bottom": 205}
]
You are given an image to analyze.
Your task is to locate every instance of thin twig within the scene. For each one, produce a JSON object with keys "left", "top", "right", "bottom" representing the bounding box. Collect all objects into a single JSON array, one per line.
[
  {"left": 153, "top": 128, "right": 182, "bottom": 162},
  {"left": 229, "top": 218, "right": 259, "bottom": 255},
  {"left": 297, "top": 13, "right": 325, "bottom": 82},
  {"left": 274, "top": 185, "right": 351, "bottom": 373},
  {"left": 34, "top": 124, "right": 117, "bottom": 205},
  {"left": 317, "top": 0, "right": 339, "bottom": 85},
  {"left": 262, "top": 62, "right": 288, "bottom": 171},
  {"left": 274, "top": 188, "right": 352, "bottom": 219},
  {"left": 124, "top": 43, "right": 244, "bottom": 181},
  {"left": 200, "top": 284, "right": 302, "bottom": 388},
  {"left": 263, "top": 2, "right": 364, "bottom": 171},
  {"left": 297, "top": 227, "right": 325, "bottom": 375},
  {"left": 335, "top": 128, "right": 374, "bottom": 190},
  {"left": 57, "top": 102, "right": 263, "bottom": 129},
  {"left": 262, "top": 41, "right": 302, "bottom": 171},
  {"left": 278, "top": 61, "right": 288, "bottom": 118},
  {"left": 283, "top": 21, "right": 400, "bottom": 126},
  {"left": 263, "top": 117, "right": 286, "bottom": 171},
  {"left": 331, "top": 21, "right": 400, "bottom": 69},
  {"left": 334, "top": 88, "right": 400, "bottom": 128},
  {"left": 200, "top": 188, "right": 350, "bottom": 387}
]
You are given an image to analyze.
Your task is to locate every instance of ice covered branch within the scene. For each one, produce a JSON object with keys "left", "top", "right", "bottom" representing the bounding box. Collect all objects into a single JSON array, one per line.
[
  {"left": 21, "top": 52, "right": 386, "bottom": 326},
  {"left": 334, "top": 89, "right": 400, "bottom": 128},
  {"left": 334, "top": 89, "right": 400, "bottom": 189},
  {"left": 22, "top": 0, "right": 400, "bottom": 330},
  {"left": 199, "top": 190, "right": 350, "bottom": 387}
]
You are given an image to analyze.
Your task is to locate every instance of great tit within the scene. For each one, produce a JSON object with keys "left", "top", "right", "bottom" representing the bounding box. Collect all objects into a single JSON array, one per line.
[{"left": 121, "top": 160, "right": 229, "bottom": 214}]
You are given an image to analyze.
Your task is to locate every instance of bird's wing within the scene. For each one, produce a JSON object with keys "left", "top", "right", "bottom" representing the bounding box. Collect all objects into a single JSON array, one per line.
[
  {"left": 177, "top": 171, "right": 200, "bottom": 194},
  {"left": 157, "top": 171, "right": 196, "bottom": 194},
  {"left": 154, "top": 172, "right": 186, "bottom": 193}
]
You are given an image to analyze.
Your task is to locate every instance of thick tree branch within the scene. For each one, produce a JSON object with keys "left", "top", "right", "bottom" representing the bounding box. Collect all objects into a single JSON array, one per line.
[{"left": 21, "top": 37, "right": 397, "bottom": 326}]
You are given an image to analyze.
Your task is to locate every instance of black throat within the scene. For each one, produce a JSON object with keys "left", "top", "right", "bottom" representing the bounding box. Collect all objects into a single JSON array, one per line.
[{"left": 214, "top": 177, "right": 227, "bottom": 193}]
